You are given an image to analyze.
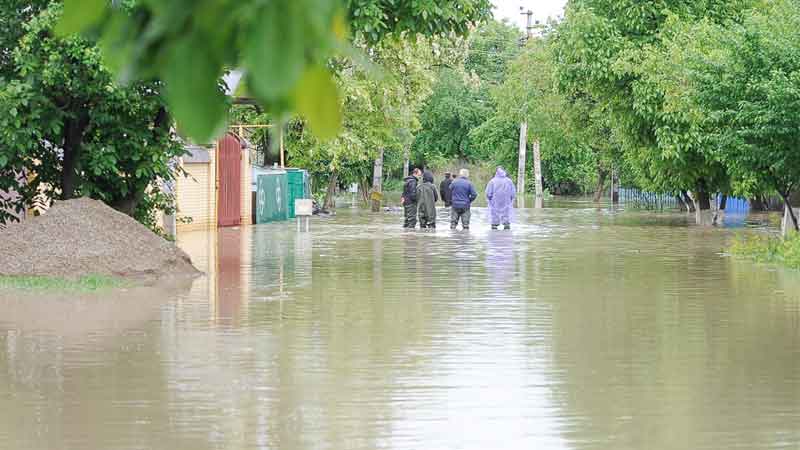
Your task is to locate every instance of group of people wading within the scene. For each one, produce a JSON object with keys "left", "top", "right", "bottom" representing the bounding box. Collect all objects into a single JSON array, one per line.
[{"left": 400, "top": 167, "right": 516, "bottom": 230}]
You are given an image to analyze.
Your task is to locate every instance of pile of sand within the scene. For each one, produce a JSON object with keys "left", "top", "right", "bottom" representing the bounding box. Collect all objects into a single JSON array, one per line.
[{"left": 0, "top": 198, "right": 199, "bottom": 279}]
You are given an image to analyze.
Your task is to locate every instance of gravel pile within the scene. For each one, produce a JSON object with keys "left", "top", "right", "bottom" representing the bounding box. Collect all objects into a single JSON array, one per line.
[{"left": 0, "top": 198, "right": 199, "bottom": 279}]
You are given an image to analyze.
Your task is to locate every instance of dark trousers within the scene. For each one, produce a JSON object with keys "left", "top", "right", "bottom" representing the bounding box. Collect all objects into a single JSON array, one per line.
[
  {"left": 419, "top": 212, "right": 436, "bottom": 229},
  {"left": 403, "top": 203, "right": 418, "bottom": 228},
  {"left": 450, "top": 206, "right": 471, "bottom": 229}
]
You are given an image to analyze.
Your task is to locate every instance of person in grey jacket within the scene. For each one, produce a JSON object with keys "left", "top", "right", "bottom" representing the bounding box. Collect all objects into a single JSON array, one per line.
[{"left": 417, "top": 170, "right": 439, "bottom": 229}]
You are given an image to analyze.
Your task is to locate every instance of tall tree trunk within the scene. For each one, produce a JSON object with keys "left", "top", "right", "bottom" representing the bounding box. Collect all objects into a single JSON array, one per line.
[
  {"left": 713, "top": 194, "right": 728, "bottom": 226},
  {"left": 682, "top": 191, "right": 696, "bottom": 212},
  {"left": 324, "top": 171, "right": 338, "bottom": 210},
  {"left": 778, "top": 191, "right": 799, "bottom": 236},
  {"left": 694, "top": 189, "right": 713, "bottom": 226},
  {"left": 60, "top": 113, "right": 90, "bottom": 199},
  {"left": 676, "top": 194, "right": 688, "bottom": 212},
  {"left": 750, "top": 196, "right": 766, "bottom": 212},
  {"left": 593, "top": 169, "right": 608, "bottom": 203},
  {"left": 696, "top": 191, "right": 711, "bottom": 210},
  {"left": 360, "top": 178, "right": 370, "bottom": 206},
  {"left": 611, "top": 167, "right": 619, "bottom": 204}
]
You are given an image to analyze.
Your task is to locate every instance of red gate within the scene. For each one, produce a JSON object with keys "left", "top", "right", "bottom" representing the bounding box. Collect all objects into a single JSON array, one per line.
[{"left": 217, "top": 133, "right": 242, "bottom": 227}]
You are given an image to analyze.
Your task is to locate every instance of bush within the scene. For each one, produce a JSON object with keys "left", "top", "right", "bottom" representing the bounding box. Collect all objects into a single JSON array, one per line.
[{"left": 730, "top": 234, "right": 800, "bottom": 270}]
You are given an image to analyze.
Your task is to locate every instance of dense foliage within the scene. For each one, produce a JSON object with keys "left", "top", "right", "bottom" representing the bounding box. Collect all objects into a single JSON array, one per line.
[
  {"left": 0, "top": 3, "right": 184, "bottom": 230},
  {"left": 58, "top": 0, "right": 492, "bottom": 143}
]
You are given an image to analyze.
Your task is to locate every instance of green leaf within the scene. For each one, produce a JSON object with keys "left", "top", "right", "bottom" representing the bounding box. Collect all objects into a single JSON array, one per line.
[
  {"left": 244, "top": 1, "right": 305, "bottom": 100},
  {"left": 56, "top": 0, "right": 107, "bottom": 36},
  {"left": 0, "top": 155, "right": 8, "bottom": 168},
  {"left": 163, "top": 35, "right": 227, "bottom": 143},
  {"left": 294, "top": 66, "right": 342, "bottom": 140}
]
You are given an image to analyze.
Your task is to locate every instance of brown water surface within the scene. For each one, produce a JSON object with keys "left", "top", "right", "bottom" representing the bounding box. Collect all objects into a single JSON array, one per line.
[{"left": 2, "top": 202, "right": 800, "bottom": 449}]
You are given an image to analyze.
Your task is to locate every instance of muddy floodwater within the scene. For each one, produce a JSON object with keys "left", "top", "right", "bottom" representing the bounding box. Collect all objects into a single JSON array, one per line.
[{"left": 2, "top": 200, "right": 800, "bottom": 450}]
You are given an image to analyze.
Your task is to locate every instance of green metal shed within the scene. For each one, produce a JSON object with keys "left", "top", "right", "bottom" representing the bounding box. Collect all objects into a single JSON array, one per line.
[
  {"left": 256, "top": 172, "right": 289, "bottom": 223},
  {"left": 285, "top": 169, "right": 309, "bottom": 219}
]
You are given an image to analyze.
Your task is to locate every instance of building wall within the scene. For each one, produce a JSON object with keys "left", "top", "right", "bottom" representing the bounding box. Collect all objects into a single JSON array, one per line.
[
  {"left": 176, "top": 138, "right": 252, "bottom": 234},
  {"left": 240, "top": 147, "right": 252, "bottom": 226},
  {"left": 177, "top": 149, "right": 217, "bottom": 232}
]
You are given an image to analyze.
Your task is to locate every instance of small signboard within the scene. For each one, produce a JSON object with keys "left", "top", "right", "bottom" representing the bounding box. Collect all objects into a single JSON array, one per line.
[{"left": 295, "top": 199, "right": 313, "bottom": 217}]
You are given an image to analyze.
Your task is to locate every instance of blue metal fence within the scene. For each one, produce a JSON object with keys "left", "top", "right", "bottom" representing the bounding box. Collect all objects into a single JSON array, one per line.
[
  {"left": 619, "top": 188, "right": 752, "bottom": 213},
  {"left": 619, "top": 188, "right": 679, "bottom": 210},
  {"left": 718, "top": 195, "right": 750, "bottom": 213}
]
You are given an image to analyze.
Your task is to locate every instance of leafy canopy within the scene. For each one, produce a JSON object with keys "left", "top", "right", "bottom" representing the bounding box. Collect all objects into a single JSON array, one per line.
[
  {"left": 0, "top": 3, "right": 184, "bottom": 230},
  {"left": 58, "top": 0, "right": 492, "bottom": 143}
]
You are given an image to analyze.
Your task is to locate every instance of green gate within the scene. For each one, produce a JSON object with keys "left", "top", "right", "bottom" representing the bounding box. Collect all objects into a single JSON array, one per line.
[
  {"left": 256, "top": 172, "right": 289, "bottom": 223},
  {"left": 286, "top": 169, "right": 308, "bottom": 219}
]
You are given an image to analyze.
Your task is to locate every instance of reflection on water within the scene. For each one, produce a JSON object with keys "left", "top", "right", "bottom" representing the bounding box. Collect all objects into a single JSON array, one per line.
[{"left": 2, "top": 203, "right": 800, "bottom": 450}]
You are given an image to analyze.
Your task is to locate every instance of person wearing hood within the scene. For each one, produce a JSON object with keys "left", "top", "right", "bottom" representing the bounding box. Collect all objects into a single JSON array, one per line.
[
  {"left": 416, "top": 170, "right": 439, "bottom": 228},
  {"left": 486, "top": 167, "right": 516, "bottom": 230},
  {"left": 439, "top": 172, "right": 453, "bottom": 207},
  {"left": 401, "top": 168, "right": 422, "bottom": 228}
]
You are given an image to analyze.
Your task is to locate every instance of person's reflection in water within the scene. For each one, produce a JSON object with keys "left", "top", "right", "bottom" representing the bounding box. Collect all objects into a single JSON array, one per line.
[{"left": 486, "top": 231, "right": 516, "bottom": 297}]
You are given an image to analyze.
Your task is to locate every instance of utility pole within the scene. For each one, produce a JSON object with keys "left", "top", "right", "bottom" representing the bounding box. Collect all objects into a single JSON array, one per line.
[
  {"left": 371, "top": 148, "right": 384, "bottom": 212},
  {"left": 402, "top": 146, "right": 410, "bottom": 179},
  {"left": 517, "top": 121, "right": 527, "bottom": 206},
  {"left": 518, "top": 8, "right": 543, "bottom": 207},
  {"left": 533, "top": 139, "right": 543, "bottom": 201}
]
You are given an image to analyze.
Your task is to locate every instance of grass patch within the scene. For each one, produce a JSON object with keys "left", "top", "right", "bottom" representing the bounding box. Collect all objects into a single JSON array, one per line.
[
  {"left": 0, "top": 274, "right": 127, "bottom": 292},
  {"left": 730, "top": 233, "right": 800, "bottom": 270}
]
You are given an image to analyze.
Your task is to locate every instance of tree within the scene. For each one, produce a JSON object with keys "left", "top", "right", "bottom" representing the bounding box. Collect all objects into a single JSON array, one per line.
[
  {"left": 410, "top": 20, "right": 521, "bottom": 168},
  {"left": 284, "top": 35, "right": 441, "bottom": 207},
  {"left": 675, "top": 0, "right": 800, "bottom": 230},
  {"left": 480, "top": 33, "right": 604, "bottom": 196},
  {"left": 552, "top": 0, "right": 755, "bottom": 209},
  {"left": 0, "top": 0, "right": 50, "bottom": 78},
  {"left": 60, "top": 0, "right": 492, "bottom": 143},
  {"left": 0, "top": 4, "right": 184, "bottom": 231},
  {"left": 411, "top": 69, "right": 491, "bottom": 165}
]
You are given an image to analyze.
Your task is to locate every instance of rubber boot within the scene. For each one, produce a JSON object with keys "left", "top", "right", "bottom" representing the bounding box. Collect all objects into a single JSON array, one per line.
[
  {"left": 491, "top": 224, "right": 499, "bottom": 230},
  {"left": 503, "top": 223, "right": 511, "bottom": 230}
]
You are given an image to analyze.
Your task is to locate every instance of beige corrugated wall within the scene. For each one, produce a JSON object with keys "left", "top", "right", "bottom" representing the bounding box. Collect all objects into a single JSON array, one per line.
[
  {"left": 176, "top": 143, "right": 253, "bottom": 233},
  {"left": 177, "top": 149, "right": 217, "bottom": 232},
  {"left": 240, "top": 148, "right": 252, "bottom": 225}
]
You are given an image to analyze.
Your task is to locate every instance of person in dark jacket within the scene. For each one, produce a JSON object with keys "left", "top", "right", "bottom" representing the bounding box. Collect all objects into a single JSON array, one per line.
[
  {"left": 401, "top": 168, "right": 422, "bottom": 228},
  {"left": 417, "top": 170, "right": 439, "bottom": 228},
  {"left": 450, "top": 169, "right": 478, "bottom": 230},
  {"left": 439, "top": 172, "right": 453, "bottom": 207}
]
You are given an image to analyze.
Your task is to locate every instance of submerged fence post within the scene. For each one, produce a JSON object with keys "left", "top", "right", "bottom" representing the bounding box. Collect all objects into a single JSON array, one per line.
[{"left": 295, "top": 199, "right": 313, "bottom": 232}]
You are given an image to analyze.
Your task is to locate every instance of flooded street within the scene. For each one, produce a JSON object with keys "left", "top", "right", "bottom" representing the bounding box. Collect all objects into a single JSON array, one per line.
[{"left": 2, "top": 201, "right": 800, "bottom": 449}]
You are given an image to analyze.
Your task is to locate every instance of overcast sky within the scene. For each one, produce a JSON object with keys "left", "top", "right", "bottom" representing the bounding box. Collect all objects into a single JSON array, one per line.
[{"left": 492, "top": 0, "right": 567, "bottom": 29}]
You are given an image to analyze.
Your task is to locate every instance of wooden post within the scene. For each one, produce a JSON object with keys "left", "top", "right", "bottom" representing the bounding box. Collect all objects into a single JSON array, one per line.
[
  {"left": 517, "top": 121, "right": 527, "bottom": 207},
  {"left": 371, "top": 148, "right": 383, "bottom": 212},
  {"left": 279, "top": 126, "right": 285, "bottom": 168},
  {"left": 611, "top": 167, "right": 619, "bottom": 204},
  {"left": 533, "top": 139, "right": 543, "bottom": 203}
]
